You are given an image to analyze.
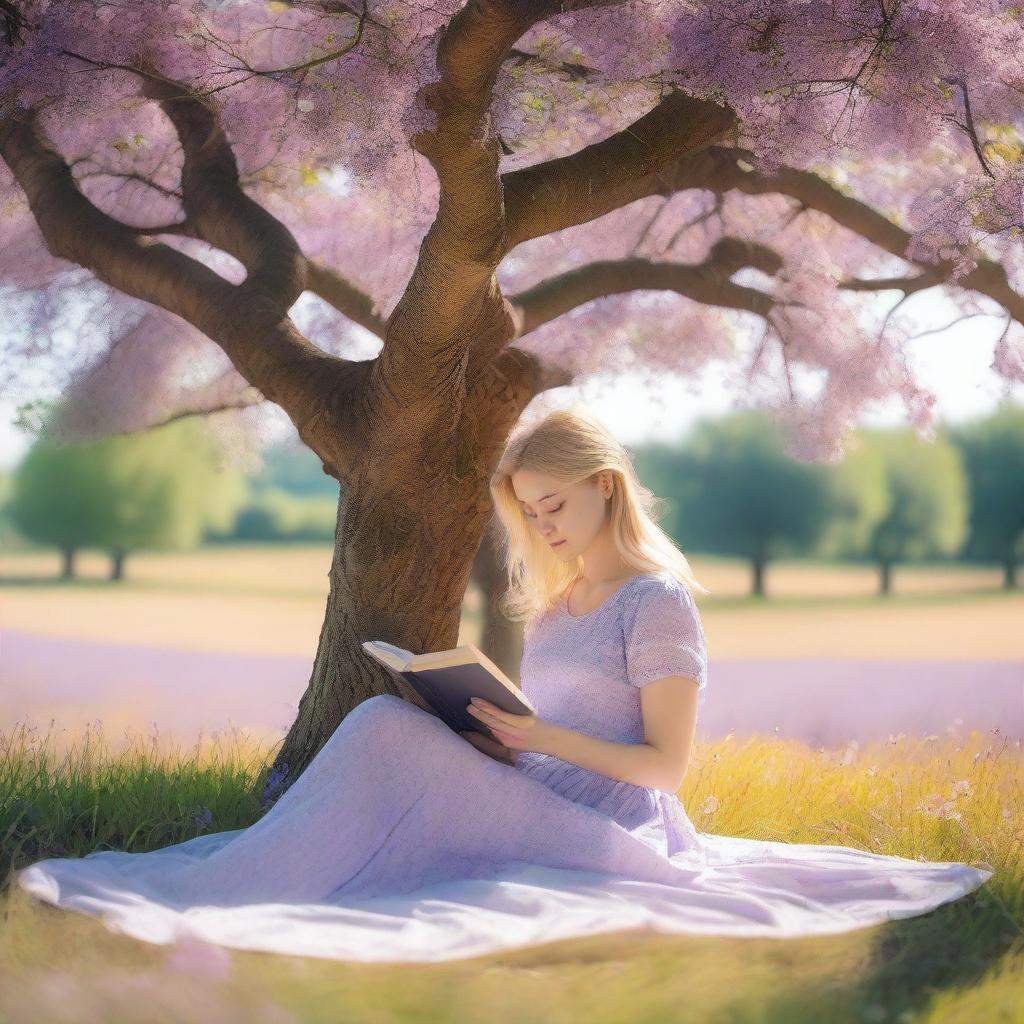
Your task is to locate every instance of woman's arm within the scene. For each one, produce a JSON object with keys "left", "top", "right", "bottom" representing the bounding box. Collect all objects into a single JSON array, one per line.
[
  {"left": 466, "top": 678, "right": 699, "bottom": 791},
  {"left": 544, "top": 676, "right": 700, "bottom": 792}
]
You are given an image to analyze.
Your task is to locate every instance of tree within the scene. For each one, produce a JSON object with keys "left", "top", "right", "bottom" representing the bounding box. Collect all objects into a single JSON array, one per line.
[
  {"left": 949, "top": 402, "right": 1024, "bottom": 588},
  {"left": 9, "top": 415, "right": 246, "bottom": 578},
  {"left": 1, "top": 2, "right": 1023, "bottom": 794},
  {"left": 858, "top": 428, "right": 968, "bottom": 595},
  {"left": 7, "top": 432, "right": 109, "bottom": 578},
  {"left": 813, "top": 436, "right": 890, "bottom": 563},
  {"left": 668, "top": 411, "right": 835, "bottom": 596}
]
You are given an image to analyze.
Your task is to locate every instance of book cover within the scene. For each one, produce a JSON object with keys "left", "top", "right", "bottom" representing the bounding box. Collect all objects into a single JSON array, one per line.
[{"left": 361, "top": 640, "right": 536, "bottom": 739}]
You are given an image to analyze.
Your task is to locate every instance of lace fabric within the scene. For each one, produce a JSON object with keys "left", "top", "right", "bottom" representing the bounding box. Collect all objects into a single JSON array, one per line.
[{"left": 515, "top": 572, "right": 709, "bottom": 859}]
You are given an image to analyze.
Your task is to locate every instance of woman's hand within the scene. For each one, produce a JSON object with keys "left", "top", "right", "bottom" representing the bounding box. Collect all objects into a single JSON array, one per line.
[
  {"left": 464, "top": 697, "right": 562, "bottom": 755},
  {"left": 458, "top": 729, "right": 517, "bottom": 766}
]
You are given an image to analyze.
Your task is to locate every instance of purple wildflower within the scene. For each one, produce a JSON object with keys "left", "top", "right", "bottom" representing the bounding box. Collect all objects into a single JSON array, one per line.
[{"left": 261, "top": 763, "right": 290, "bottom": 810}]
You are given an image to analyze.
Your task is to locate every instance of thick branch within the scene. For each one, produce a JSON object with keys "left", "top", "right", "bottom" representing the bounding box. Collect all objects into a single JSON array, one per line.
[
  {"left": 135, "top": 63, "right": 306, "bottom": 311},
  {"left": 0, "top": 105, "right": 347, "bottom": 460},
  {"left": 501, "top": 88, "right": 739, "bottom": 252},
  {"left": 508, "top": 238, "right": 780, "bottom": 333},
  {"left": 368, "top": 0, "right": 561, "bottom": 426}
]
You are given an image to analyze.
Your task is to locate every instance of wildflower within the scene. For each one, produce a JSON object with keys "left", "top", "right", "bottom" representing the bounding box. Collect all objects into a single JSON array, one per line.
[
  {"left": 923, "top": 734, "right": 939, "bottom": 743},
  {"left": 916, "top": 793, "right": 961, "bottom": 820},
  {"left": 297, "top": 98, "right": 314, "bottom": 112},
  {"left": 261, "top": 763, "right": 290, "bottom": 809},
  {"left": 190, "top": 806, "right": 213, "bottom": 832},
  {"left": 867, "top": 765, "right": 879, "bottom": 777},
  {"left": 702, "top": 794, "right": 719, "bottom": 815},
  {"left": 840, "top": 740, "right": 859, "bottom": 766},
  {"left": 1001, "top": 807, "right": 1012, "bottom": 821},
  {"left": 949, "top": 779, "right": 972, "bottom": 799}
]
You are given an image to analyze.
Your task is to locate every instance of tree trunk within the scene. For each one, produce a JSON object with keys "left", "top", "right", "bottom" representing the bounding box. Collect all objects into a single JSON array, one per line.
[
  {"left": 1003, "top": 556, "right": 1017, "bottom": 589},
  {"left": 60, "top": 547, "right": 75, "bottom": 580},
  {"left": 469, "top": 515, "right": 523, "bottom": 686},
  {"left": 110, "top": 549, "right": 126, "bottom": 581},
  {"left": 751, "top": 557, "right": 767, "bottom": 597},
  {"left": 260, "top": 387, "right": 529, "bottom": 804},
  {"left": 879, "top": 560, "right": 892, "bottom": 595}
]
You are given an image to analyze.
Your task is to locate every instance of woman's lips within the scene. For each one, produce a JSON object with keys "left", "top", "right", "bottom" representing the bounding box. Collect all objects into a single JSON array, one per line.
[{"left": 550, "top": 540, "right": 566, "bottom": 547}]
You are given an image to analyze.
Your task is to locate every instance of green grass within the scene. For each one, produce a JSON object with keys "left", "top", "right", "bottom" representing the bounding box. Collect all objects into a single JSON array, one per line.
[{"left": 1, "top": 720, "right": 1021, "bottom": 1023}]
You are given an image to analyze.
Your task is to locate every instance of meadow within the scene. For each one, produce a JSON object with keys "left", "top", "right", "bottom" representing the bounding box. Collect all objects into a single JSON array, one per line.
[{"left": 1, "top": 545, "right": 1022, "bottom": 1022}]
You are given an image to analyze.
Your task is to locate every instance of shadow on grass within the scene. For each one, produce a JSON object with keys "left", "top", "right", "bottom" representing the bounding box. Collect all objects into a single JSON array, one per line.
[{"left": 736, "top": 887, "right": 1011, "bottom": 1023}]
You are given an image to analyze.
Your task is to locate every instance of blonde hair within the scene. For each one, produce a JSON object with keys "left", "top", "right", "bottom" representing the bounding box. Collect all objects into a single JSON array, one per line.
[{"left": 488, "top": 404, "right": 710, "bottom": 626}]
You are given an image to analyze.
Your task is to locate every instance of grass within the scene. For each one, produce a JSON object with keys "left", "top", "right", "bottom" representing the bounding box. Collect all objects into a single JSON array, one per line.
[
  {"left": 1, "top": 719, "right": 1021, "bottom": 1023},
  {"left": 1, "top": 545, "right": 1022, "bottom": 1019}
]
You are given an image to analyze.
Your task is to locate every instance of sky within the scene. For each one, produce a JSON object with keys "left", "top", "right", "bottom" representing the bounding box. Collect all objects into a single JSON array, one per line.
[{"left": 1, "top": 285, "right": 1021, "bottom": 471}]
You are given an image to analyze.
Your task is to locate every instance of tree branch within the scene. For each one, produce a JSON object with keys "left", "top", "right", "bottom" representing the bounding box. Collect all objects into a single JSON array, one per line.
[
  {"left": 508, "top": 238, "right": 781, "bottom": 333},
  {"left": 305, "top": 259, "right": 388, "bottom": 339},
  {"left": 134, "top": 61, "right": 307, "bottom": 311},
  {"left": 682, "top": 146, "right": 1024, "bottom": 326},
  {"left": 367, "top": 0, "right": 561, "bottom": 427},
  {"left": 501, "top": 88, "right": 739, "bottom": 253},
  {"left": 0, "top": 103, "right": 350, "bottom": 465}
]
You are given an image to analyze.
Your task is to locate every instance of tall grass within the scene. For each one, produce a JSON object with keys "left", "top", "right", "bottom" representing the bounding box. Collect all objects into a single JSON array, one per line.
[{"left": 1, "top": 719, "right": 1021, "bottom": 1024}]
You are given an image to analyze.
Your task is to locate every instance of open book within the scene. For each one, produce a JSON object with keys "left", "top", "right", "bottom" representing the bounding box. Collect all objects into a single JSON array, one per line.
[{"left": 361, "top": 640, "right": 537, "bottom": 740}]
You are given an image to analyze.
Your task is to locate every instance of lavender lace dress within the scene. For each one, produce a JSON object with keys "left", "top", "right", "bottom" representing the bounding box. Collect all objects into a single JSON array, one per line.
[{"left": 16, "top": 572, "right": 992, "bottom": 963}]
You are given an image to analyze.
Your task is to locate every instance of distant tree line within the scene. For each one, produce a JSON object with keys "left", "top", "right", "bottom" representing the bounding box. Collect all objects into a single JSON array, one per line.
[
  {"left": 634, "top": 402, "right": 1024, "bottom": 596},
  {"left": 1, "top": 402, "right": 1021, "bottom": 593}
]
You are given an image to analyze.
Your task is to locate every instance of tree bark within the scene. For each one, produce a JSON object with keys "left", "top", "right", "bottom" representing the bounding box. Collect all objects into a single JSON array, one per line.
[
  {"left": 110, "top": 549, "right": 126, "bottom": 581},
  {"left": 60, "top": 547, "right": 75, "bottom": 580},
  {"left": 469, "top": 515, "right": 523, "bottom": 686},
  {"left": 265, "top": 366, "right": 535, "bottom": 800}
]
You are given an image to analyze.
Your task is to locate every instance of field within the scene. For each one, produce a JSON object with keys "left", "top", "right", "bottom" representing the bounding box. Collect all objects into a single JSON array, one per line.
[
  {"left": 0, "top": 545, "right": 1022, "bottom": 1022},
  {"left": 1, "top": 544, "right": 1021, "bottom": 659}
]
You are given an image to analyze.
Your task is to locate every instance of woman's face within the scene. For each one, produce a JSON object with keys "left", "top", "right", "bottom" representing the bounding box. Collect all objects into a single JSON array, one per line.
[{"left": 511, "top": 468, "right": 611, "bottom": 561}]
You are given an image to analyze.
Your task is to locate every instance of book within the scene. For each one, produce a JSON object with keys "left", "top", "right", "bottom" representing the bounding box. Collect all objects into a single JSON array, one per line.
[{"left": 361, "top": 640, "right": 537, "bottom": 741}]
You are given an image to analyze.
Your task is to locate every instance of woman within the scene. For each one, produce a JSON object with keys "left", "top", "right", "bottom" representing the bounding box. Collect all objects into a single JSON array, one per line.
[{"left": 14, "top": 406, "right": 993, "bottom": 963}]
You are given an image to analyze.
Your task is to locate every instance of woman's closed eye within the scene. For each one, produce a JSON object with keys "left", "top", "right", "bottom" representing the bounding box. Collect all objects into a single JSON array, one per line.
[{"left": 526, "top": 504, "right": 562, "bottom": 519}]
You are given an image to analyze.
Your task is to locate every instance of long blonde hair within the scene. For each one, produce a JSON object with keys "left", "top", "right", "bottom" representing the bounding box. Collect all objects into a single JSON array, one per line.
[{"left": 489, "top": 404, "right": 710, "bottom": 626}]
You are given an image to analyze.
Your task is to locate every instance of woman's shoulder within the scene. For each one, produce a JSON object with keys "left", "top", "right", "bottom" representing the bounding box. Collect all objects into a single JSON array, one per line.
[
  {"left": 621, "top": 572, "right": 701, "bottom": 628},
  {"left": 629, "top": 571, "right": 694, "bottom": 602}
]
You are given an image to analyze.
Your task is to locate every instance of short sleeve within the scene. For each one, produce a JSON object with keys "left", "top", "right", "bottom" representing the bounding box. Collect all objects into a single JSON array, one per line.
[{"left": 621, "top": 577, "right": 708, "bottom": 703}]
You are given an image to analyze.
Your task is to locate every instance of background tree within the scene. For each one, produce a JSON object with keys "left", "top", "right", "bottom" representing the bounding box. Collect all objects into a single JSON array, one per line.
[
  {"left": 1, "top": 1, "right": 1023, "bottom": 794},
  {"left": 949, "top": 402, "right": 1024, "bottom": 588},
  {"left": 631, "top": 438, "right": 695, "bottom": 544},
  {"left": 207, "top": 438, "right": 340, "bottom": 543},
  {"left": 8, "top": 433, "right": 109, "bottom": 578},
  {"left": 215, "top": 485, "right": 338, "bottom": 543},
  {"left": 813, "top": 436, "right": 890, "bottom": 565},
  {"left": 10, "top": 416, "right": 246, "bottom": 579},
  {"left": 668, "top": 411, "right": 835, "bottom": 597},
  {"left": 858, "top": 428, "right": 968, "bottom": 595}
]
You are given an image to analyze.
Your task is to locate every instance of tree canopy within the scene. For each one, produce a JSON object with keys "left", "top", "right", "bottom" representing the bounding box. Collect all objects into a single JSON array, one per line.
[{"left": 1, "top": 0, "right": 1022, "bottom": 468}]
